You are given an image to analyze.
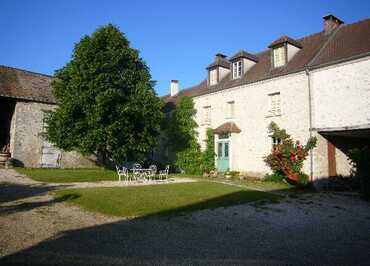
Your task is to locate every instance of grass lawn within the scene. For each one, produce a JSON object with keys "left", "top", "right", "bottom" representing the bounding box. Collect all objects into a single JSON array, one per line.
[
  {"left": 170, "top": 174, "right": 294, "bottom": 193},
  {"left": 16, "top": 168, "right": 117, "bottom": 183},
  {"left": 55, "top": 181, "right": 280, "bottom": 218}
]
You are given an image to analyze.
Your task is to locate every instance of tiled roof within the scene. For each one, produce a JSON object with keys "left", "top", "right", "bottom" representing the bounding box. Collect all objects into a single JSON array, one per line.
[
  {"left": 229, "top": 50, "right": 259, "bottom": 62},
  {"left": 268, "top": 35, "right": 303, "bottom": 48},
  {"left": 0, "top": 66, "right": 55, "bottom": 103},
  {"left": 214, "top": 122, "right": 241, "bottom": 134},
  {"left": 206, "top": 54, "right": 231, "bottom": 70},
  {"left": 310, "top": 18, "right": 370, "bottom": 66},
  {"left": 164, "top": 17, "right": 370, "bottom": 102}
]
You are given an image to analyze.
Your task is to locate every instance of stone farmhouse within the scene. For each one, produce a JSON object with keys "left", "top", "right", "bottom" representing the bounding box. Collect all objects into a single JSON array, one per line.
[
  {"left": 0, "top": 14, "right": 369, "bottom": 183},
  {"left": 0, "top": 67, "right": 96, "bottom": 168},
  {"left": 163, "top": 14, "right": 370, "bottom": 184}
]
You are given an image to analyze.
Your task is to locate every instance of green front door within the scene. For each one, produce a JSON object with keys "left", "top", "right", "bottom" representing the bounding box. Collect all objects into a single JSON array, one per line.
[{"left": 217, "top": 141, "right": 230, "bottom": 172}]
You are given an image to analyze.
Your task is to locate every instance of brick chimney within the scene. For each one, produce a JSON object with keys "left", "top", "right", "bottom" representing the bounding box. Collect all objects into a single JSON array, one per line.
[
  {"left": 170, "top": 80, "right": 179, "bottom": 96},
  {"left": 215, "top": 53, "right": 227, "bottom": 60},
  {"left": 323, "top": 14, "right": 344, "bottom": 34}
]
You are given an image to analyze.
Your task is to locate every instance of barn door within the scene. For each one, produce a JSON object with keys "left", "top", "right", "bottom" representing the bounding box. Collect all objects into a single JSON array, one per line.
[
  {"left": 40, "top": 115, "right": 61, "bottom": 168},
  {"left": 40, "top": 140, "right": 61, "bottom": 168},
  {"left": 327, "top": 140, "right": 337, "bottom": 177},
  {"left": 41, "top": 141, "right": 61, "bottom": 168}
]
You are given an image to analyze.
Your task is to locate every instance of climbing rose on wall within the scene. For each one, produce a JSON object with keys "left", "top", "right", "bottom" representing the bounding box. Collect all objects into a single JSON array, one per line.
[{"left": 264, "top": 122, "right": 317, "bottom": 185}]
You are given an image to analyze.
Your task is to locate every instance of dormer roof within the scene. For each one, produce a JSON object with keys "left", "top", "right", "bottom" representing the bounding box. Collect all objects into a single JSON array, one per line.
[
  {"left": 229, "top": 50, "right": 259, "bottom": 62},
  {"left": 206, "top": 54, "right": 230, "bottom": 70},
  {"left": 268, "top": 35, "right": 303, "bottom": 49},
  {"left": 163, "top": 16, "right": 370, "bottom": 103}
]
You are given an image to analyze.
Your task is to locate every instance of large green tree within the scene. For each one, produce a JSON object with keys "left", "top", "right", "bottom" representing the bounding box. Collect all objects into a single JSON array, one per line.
[{"left": 46, "top": 24, "right": 163, "bottom": 164}]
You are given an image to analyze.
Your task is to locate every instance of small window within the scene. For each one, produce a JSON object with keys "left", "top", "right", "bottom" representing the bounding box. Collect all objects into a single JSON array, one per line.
[
  {"left": 224, "top": 142, "right": 229, "bottom": 157},
  {"left": 203, "top": 106, "right": 211, "bottom": 124},
  {"left": 271, "top": 136, "right": 282, "bottom": 151},
  {"left": 209, "top": 69, "right": 217, "bottom": 85},
  {"left": 233, "top": 61, "right": 242, "bottom": 79},
  {"left": 218, "top": 142, "right": 223, "bottom": 157},
  {"left": 268, "top": 93, "right": 281, "bottom": 116},
  {"left": 226, "top": 101, "right": 235, "bottom": 119},
  {"left": 273, "top": 46, "right": 286, "bottom": 67}
]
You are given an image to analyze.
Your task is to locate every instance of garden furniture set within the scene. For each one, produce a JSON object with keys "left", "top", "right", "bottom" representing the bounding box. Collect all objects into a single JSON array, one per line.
[{"left": 116, "top": 163, "right": 170, "bottom": 183}]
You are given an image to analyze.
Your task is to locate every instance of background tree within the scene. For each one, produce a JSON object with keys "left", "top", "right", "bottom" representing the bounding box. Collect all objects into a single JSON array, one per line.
[
  {"left": 46, "top": 24, "right": 163, "bottom": 164},
  {"left": 202, "top": 128, "right": 215, "bottom": 173},
  {"left": 166, "top": 96, "right": 202, "bottom": 174}
]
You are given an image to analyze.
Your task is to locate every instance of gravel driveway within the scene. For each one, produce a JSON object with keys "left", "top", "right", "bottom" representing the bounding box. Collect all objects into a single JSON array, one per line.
[{"left": 1, "top": 169, "right": 370, "bottom": 265}]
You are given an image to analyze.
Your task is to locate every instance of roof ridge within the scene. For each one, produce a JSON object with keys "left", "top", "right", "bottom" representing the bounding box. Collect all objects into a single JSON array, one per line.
[
  {"left": 307, "top": 24, "right": 343, "bottom": 67},
  {"left": 340, "top": 16, "right": 370, "bottom": 29},
  {"left": 252, "top": 30, "right": 324, "bottom": 57},
  {"left": 0, "top": 65, "right": 52, "bottom": 78}
]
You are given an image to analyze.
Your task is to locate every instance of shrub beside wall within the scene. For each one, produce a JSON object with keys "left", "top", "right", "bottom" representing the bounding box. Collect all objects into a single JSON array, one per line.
[{"left": 264, "top": 122, "right": 317, "bottom": 186}]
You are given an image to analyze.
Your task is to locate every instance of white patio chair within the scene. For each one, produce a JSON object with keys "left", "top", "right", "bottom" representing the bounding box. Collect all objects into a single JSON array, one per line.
[
  {"left": 132, "top": 163, "right": 142, "bottom": 181},
  {"left": 148, "top": 164, "right": 157, "bottom": 180},
  {"left": 159, "top": 165, "right": 170, "bottom": 182},
  {"left": 116, "top": 165, "right": 128, "bottom": 182}
]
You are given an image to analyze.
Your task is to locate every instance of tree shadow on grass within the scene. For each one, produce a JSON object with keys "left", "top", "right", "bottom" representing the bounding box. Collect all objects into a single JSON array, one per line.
[
  {"left": 0, "top": 182, "right": 69, "bottom": 204},
  {"left": 0, "top": 194, "right": 80, "bottom": 216},
  {"left": 139, "top": 190, "right": 281, "bottom": 218},
  {"left": 1, "top": 184, "right": 369, "bottom": 265},
  {"left": 0, "top": 190, "right": 287, "bottom": 265}
]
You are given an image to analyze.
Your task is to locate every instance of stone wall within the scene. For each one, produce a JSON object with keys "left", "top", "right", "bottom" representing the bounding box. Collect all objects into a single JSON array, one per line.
[
  {"left": 193, "top": 71, "right": 312, "bottom": 177},
  {"left": 311, "top": 57, "right": 370, "bottom": 130},
  {"left": 190, "top": 57, "right": 369, "bottom": 180},
  {"left": 10, "top": 101, "right": 97, "bottom": 168}
]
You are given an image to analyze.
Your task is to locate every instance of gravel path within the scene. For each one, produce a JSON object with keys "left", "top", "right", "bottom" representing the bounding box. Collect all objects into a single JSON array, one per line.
[{"left": 1, "top": 169, "right": 370, "bottom": 265}]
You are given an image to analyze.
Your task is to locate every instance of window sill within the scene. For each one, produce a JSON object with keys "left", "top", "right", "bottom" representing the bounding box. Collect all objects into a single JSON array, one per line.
[
  {"left": 265, "top": 113, "right": 282, "bottom": 118},
  {"left": 201, "top": 122, "right": 211, "bottom": 126}
]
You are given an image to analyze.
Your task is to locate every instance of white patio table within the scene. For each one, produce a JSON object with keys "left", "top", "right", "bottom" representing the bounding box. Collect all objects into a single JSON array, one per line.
[{"left": 130, "top": 168, "right": 153, "bottom": 181}]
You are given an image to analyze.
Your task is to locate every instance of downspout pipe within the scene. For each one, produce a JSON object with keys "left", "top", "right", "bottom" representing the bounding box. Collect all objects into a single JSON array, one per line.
[{"left": 305, "top": 68, "right": 314, "bottom": 183}]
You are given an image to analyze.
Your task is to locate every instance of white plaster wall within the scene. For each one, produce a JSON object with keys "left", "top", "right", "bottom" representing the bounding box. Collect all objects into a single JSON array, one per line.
[
  {"left": 219, "top": 67, "right": 230, "bottom": 81},
  {"left": 312, "top": 57, "right": 370, "bottom": 130},
  {"left": 243, "top": 58, "right": 256, "bottom": 73},
  {"left": 193, "top": 72, "right": 312, "bottom": 177},
  {"left": 287, "top": 44, "right": 300, "bottom": 62}
]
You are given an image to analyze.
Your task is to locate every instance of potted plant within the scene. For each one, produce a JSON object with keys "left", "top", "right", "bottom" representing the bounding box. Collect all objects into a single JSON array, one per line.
[
  {"left": 225, "top": 169, "right": 231, "bottom": 179},
  {"left": 0, "top": 144, "right": 11, "bottom": 166}
]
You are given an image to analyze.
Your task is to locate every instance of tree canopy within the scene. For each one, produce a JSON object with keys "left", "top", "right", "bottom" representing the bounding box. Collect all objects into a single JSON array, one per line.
[
  {"left": 46, "top": 24, "right": 163, "bottom": 164},
  {"left": 164, "top": 96, "right": 203, "bottom": 174}
]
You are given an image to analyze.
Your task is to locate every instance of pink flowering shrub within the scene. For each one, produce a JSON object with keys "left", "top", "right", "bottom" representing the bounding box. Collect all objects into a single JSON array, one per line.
[{"left": 264, "top": 122, "right": 317, "bottom": 185}]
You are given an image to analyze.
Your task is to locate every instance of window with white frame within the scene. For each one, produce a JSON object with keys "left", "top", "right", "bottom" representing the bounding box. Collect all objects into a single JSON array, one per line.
[
  {"left": 232, "top": 61, "right": 242, "bottom": 79},
  {"left": 226, "top": 101, "right": 235, "bottom": 119},
  {"left": 271, "top": 136, "right": 282, "bottom": 151},
  {"left": 209, "top": 69, "right": 217, "bottom": 85},
  {"left": 203, "top": 106, "right": 211, "bottom": 124},
  {"left": 273, "top": 46, "right": 286, "bottom": 67},
  {"left": 268, "top": 92, "right": 281, "bottom": 116}
]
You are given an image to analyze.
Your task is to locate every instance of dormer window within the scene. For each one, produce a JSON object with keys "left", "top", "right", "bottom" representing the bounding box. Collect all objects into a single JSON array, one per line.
[
  {"left": 232, "top": 61, "right": 242, "bottom": 79},
  {"left": 206, "top": 53, "right": 231, "bottom": 86},
  {"left": 268, "top": 36, "right": 302, "bottom": 69},
  {"left": 229, "top": 50, "right": 258, "bottom": 80},
  {"left": 273, "top": 46, "right": 286, "bottom": 67}
]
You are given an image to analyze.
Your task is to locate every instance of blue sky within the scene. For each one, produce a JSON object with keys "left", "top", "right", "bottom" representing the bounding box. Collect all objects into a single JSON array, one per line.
[{"left": 1, "top": 0, "right": 369, "bottom": 96}]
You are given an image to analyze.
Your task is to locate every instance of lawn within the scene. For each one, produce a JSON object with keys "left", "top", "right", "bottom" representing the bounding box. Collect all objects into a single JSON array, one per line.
[
  {"left": 55, "top": 181, "right": 280, "bottom": 217},
  {"left": 16, "top": 168, "right": 117, "bottom": 183},
  {"left": 171, "top": 174, "right": 295, "bottom": 193}
]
